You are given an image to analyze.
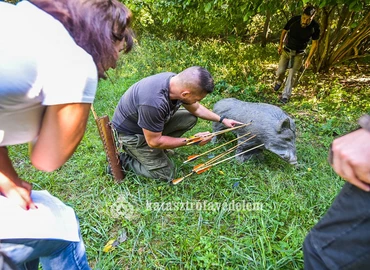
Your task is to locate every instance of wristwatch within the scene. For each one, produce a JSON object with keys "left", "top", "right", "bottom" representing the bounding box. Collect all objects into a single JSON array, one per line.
[{"left": 358, "top": 114, "right": 370, "bottom": 132}]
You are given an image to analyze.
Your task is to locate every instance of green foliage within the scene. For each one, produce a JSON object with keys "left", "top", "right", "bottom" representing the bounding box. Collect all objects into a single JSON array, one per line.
[
  {"left": 308, "top": 1, "right": 370, "bottom": 72},
  {"left": 125, "top": 0, "right": 370, "bottom": 72},
  {"left": 125, "top": 0, "right": 287, "bottom": 39},
  {"left": 10, "top": 35, "right": 369, "bottom": 269}
]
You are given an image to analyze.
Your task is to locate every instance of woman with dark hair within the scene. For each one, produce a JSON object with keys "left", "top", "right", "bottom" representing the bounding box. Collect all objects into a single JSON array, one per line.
[
  {"left": 0, "top": 0, "right": 134, "bottom": 268},
  {"left": 29, "top": 0, "right": 133, "bottom": 78}
]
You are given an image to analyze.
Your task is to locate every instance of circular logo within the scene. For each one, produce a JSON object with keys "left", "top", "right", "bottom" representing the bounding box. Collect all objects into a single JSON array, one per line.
[{"left": 110, "top": 195, "right": 136, "bottom": 220}]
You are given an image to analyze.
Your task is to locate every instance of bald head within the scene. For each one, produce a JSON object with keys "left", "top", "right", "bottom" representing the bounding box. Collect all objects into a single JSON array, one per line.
[{"left": 176, "top": 66, "right": 214, "bottom": 95}]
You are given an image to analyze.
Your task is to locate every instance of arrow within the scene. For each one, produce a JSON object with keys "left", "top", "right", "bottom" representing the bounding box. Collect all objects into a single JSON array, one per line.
[
  {"left": 183, "top": 132, "right": 252, "bottom": 163},
  {"left": 185, "top": 122, "right": 251, "bottom": 145},
  {"left": 172, "top": 162, "right": 212, "bottom": 185},
  {"left": 172, "top": 171, "right": 195, "bottom": 185},
  {"left": 194, "top": 144, "right": 264, "bottom": 174},
  {"left": 172, "top": 141, "right": 262, "bottom": 185},
  {"left": 192, "top": 134, "right": 257, "bottom": 171}
]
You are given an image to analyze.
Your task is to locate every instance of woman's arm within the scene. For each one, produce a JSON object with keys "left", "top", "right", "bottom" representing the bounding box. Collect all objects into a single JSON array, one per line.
[{"left": 30, "top": 103, "right": 91, "bottom": 171}]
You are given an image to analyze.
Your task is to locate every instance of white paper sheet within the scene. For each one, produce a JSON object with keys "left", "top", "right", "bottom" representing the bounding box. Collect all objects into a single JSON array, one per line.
[{"left": 0, "top": 190, "right": 80, "bottom": 242}]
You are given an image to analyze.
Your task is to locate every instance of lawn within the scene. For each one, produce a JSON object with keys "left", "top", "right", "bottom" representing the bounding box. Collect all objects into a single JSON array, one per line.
[{"left": 10, "top": 34, "right": 369, "bottom": 269}]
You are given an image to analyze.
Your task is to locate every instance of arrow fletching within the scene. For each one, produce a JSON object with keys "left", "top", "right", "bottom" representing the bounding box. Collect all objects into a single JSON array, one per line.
[
  {"left": 184, "top": 155, "right": 200, "bottom": 163},
  {"left": 195, "top": 166, "right": 211, "bottom": 174}
]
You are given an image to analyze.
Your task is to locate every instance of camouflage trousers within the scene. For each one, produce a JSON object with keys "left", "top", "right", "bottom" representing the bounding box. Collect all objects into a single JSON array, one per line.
[
  {"left": 276, "top": 48, "right": 305, "bottom": 99},
  {"left": 117, "top": 108, "right": 197, "bottom": 181}
]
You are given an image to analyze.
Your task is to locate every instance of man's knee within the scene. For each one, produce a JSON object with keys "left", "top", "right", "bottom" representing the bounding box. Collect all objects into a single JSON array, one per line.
[
  {"left": 175, "top": 110, "right": 197, "bottom": 130},
  {"left": 148, "top": 164, "right": 175, "bottom": 181},
  {"left": 163, "top": 111, "right": 197, "bottom": 137},
  {"left": 276, "top": 64, "right": 287, "bottom": 79}
]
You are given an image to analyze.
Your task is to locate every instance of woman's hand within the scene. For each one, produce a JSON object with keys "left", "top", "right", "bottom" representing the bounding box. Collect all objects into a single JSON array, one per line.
[
  {"left": 0, "top": 175, "right": 36, "bottom": 210},
  {"left": 0, "top": 146, "right": 36, "bottom": 210}
]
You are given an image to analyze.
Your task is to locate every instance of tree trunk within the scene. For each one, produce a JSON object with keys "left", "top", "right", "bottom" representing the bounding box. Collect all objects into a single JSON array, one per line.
[
  {"left": 317, "top": 6, "right": 370, "bottom": 73},
  {"left": 328, "top": 12, "right": 370, "bottom": 67},
  {"left": 261, "top": 9, "right": 271, "bottom": 48},
  {"left": 332, "top": 6, "right": 354, "bottom": 47},
  {"left": 316, "top": 7, "right": 332, "bottom": 72}
]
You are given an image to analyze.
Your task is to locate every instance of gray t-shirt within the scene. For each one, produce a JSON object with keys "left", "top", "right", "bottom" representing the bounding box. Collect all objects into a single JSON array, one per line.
[{"left": 112, "top": 72, "right": 182, "bottom": 135}]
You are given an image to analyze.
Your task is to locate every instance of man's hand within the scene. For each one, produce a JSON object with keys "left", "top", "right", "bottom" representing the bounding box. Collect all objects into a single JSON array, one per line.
[
  {"left": 331, "top": 128, "right": 370, "bottom": 191},
  {"left": 304, "top": 39, "right": 318, "bottom": 69},
  {"left": 222, "top": 118, "right": 244, "bottom": 128},
  {"left": 278, "top": 45, "right": 283, "bottom": 55},
  {"left": 304, "top": 58, "right": 311, "bottom": 68},
  {"left": 191, "top": 132, "right": 212, "bottom": 146},
  {"left": 185, "top": 132, "right": 213, "bottom": 146}
]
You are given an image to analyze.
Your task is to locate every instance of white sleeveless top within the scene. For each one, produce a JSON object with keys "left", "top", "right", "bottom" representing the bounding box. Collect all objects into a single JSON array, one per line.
[{"left": 0, "top": 1, "right": 98, "bottom": 146}]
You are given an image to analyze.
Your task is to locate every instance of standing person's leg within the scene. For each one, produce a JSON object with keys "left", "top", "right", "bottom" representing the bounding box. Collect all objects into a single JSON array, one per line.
[
  {"left": 282, "top": 53, "right": 303, "bottom": 101},
  {"left": 291, "top": 53, "right": 304, "bottom": 88},
  {"left": 303, "top": 182, "right": 370, "bottom": 270},
  {"left": 275, "top": 50, "right": 289, "bottom": 91}
]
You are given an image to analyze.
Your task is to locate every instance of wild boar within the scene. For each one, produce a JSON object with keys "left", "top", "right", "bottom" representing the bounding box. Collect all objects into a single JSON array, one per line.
[{"left": 212, "top": 98, "right": 297, "bottom": 165}]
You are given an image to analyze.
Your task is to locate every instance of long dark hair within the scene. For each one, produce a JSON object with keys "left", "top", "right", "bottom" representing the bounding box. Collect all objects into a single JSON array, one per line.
[{"left": 30, "top": 0, "right": 134, "bottom": 78}]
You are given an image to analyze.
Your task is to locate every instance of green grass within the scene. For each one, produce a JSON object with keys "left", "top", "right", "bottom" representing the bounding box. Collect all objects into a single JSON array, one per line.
[{"left": 8, "top": 34, "right": 369, "bottom": 269}]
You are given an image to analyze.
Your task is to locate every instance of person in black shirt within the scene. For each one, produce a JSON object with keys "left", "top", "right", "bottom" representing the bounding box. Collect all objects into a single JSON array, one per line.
[
  {"left": 274, "top": 6, "right": 320, "bottom": 103},
  {"left": 112, "top": 66, "right": 242, "bottom": 181}
]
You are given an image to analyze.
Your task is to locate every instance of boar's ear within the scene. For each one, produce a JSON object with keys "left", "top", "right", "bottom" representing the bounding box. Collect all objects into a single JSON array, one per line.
[{"left": 277, "top": 118, "right": 291, "bottom": 133}]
